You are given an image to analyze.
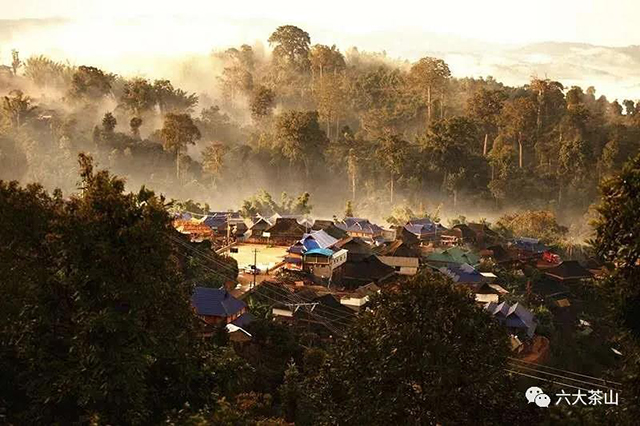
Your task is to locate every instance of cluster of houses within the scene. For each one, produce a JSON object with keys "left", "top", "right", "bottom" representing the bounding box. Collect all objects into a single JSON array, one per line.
[{"left": 177, "top": 212, "right": 598, "bottom": 352}]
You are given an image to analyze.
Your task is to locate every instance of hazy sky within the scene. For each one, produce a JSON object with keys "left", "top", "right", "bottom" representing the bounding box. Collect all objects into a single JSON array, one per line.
[{"left": 1, "top": 0, "right": 638, "bottom": 47}]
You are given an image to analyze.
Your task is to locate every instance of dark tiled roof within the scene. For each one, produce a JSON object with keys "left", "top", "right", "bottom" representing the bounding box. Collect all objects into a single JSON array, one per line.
[
  {"left": 191, "top": 287, "right": 246, "bottom": 317},
  {"left": 452, "top": 224, "right": 477, "bottom": 240},
  {"left": 342, "top": 255, "right": 396, "bottom": 283},
  {"left": 230, "top": 312, "right": 255, "bottom": 327},
  {"left": 376, "top": 240, "right": 420, "bottom": 258},
  {"left": 545, "top": 261, "right": 592, "bottom": 281},
  {"left": 337, "top": 217, "right": 384, "bottom": 235},
  {"left": 485, "top": 245, "right": 513, "bottom": 263},
  {"left": 265, "top": 218, "right": 308, "bottom": 238},
  {"left": 397, "top": 226, "right": 420, "bottom": 246}
]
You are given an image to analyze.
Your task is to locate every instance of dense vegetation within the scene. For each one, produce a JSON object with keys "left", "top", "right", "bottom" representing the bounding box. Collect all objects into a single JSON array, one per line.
[{"left": 2, "top": 25, "right": 639, "bottom": 225}]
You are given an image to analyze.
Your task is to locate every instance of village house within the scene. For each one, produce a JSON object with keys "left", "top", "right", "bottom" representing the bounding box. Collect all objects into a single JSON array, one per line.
[
  {"left": 425, "top": 246, "right": 480, "bottom": 267},
  {"left": 434, "top": 263, "right": 508, "bottom": 304},
  {"left": 403, "top": 218, "right": 447, "bottom": 242},
  {"left": 312, "top": 219, "right": 349, "bottom": 239},
  {"left": 173, "top": 220, "right": 214, "bottom": 242},
  {"left": 485, "top": 301, "right": 537, "bottom": 338},
  {"left": 247, "top": 216, "right": 272, "bottom": 240},
  {"left": 510, "top": 237, "right": 549, "bottom": 260},
  {"left": 545, "top": 260, "right": 593, "bottom": 282},
  {"left": 191, "top": 287, "right": 254, "bottom": 338},
  {"left": 465, "top": 222, "right": 502, "bottom": 247},
  {"left": 264, "top": 217, "right": 309, "bottom": 245},
  {"left": 336, "top": 217, "right": 385, "bottom": 240},
  {"left": 440, "top": 223, "right": 477, "bottom": 246},
  {"left": 269, "top": 285, "right": 355, "bottom": 334},
  {"left": 375, "top": 240, "right": 421, "bottom": 275},
  {"left": 200, "top": 211, "right": 248, "bottom": 241},
  {"left": 333, "top": 236, "right": 373, "bottom": 262},
  {"left": 303, "top": 248, "right": 348, "bottom": 279},
  {"left": 341, "top": 254, "right": 397, "bottom": 289},
  {"left": 340, "top": 283, "right": 381, "bottom": 312},
  {"left": 284, "top": 229, "right": 340, "bottom": 272}
]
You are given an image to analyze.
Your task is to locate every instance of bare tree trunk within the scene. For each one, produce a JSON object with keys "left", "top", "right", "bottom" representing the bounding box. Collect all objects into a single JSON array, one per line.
[
  {"left": 176, "top": 147, "right": 180, "bottom": 180},
  {"left": 483, "top": 133, "right": 488, "bottom": 156},
  {"left": 427, "top": 85, "right": 432, "bottom": 125},
  {"left": 453, "top": 189, "right": 458, "bottom": 208},
  {"left": 518, "top": 136, "right": 523, "bottom": 168},
  {"left": 351, "top": 172, "right": 356, "bottom": 201},
  {"left": 390, "top": 176, "right": 394, "bottom": 204}
]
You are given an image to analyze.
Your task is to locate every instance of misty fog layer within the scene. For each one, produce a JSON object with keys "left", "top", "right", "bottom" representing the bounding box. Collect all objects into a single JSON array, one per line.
[{"left": 1, "top": 23, "right": 638, "bottom": 239}]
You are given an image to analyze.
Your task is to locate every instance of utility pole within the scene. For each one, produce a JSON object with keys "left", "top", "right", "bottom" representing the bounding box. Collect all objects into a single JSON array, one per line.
[
  {"left": 253, "top": 248, "right": 257, "bottom": 288},
  {"left": 226, "top": 212, "right": 231, "bottom": 245}
]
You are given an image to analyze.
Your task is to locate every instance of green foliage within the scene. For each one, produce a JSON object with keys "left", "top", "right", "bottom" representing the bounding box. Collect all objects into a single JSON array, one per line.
[
  {"left": 496, "top": 210, "right": 568, "bottom": 244},
  {"left": 0, "top": 155, "right": 240, "bottom": 424},
  {"left": 68, "top": 65, "right": 113, "bottom": 100},
  {"left": 250, "top": 85, "right": 276, "bottom": 120},
  {"left": 240, "top": 190, "right": 312, "bottom": 218},
  {"left": 268, "top": 25, "right": 311, "bottom": 71},
  {"left": 291, "top": 271, "right": 536, "bottom": 425},
  {"left": 274, "top": 110, "right": 328, "bottom": 176}
]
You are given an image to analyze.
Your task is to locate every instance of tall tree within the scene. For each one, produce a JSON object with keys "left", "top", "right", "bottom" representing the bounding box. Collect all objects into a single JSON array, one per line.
[
  {"left": 202, "top": 142, "right": 228, "bottom": 187},
  {"left": 250, "top": 85, "right": 276, "bottom": 122},
  {"left": 467, "top": 88, "right": 507, "bottom": 155},
  {"left": 592, "top": 153, "right": 640, "bottom": 422},
  {"left": 268, "top": 25, "right": 311, "bottom": 72},
  {"left": 409, "top": 57, "right": 451, "bottom": 125},
  {"left": 120, "top": 78, "right": 157, "bottom": 117},
  {"left": 274, "top": 111, "right": 328, "bottom": 179},
  {"left": 153, "top": 80, "right": 198, "bottom": 115},
  {"left": 499, "top": 97, "right": 537, "bottom": 168},
  {"left": 376, "top": 132, "right": 409, "bottom": 203},
  {"left": 296, "top": 271, "right": 534, "bottom": 425},
  {"left": 11, "top": 49, "right": 22, "bottom": 76},
  {"left": 0, "top": 155, "right": 237, "bottom": 424},
  {"left": 160, "top": 113, "right": 201, "bottom": 180},
  {"left": 68, "top": 66, "right": 112, "bottom": 101},
  {"left": 2, "top": 90, "right": 36, "bottom": 129}
]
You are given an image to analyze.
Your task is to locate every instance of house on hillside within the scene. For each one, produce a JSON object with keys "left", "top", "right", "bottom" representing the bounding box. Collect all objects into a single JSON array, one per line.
[
  {"left": 191, "top": 287, "right": 254, "bottom": 338},
  {"left": 303, "top": 248, "right": 348, "bottom": 279},
  {"left": 545, "top": 260, "right": 592, "bottom": 282},
  {"left": 375, "top": 240, "right": 421, "bottom": 275},
  {"left": 341, "top": 254, "right": 397, "bottom": 289},
  {"left": 442, "top": 224, "right": 477, "bottom": 246},
  {"left": 434, "top": 263, "right": 507, "bottom": 303},
  {"left": 340, "top": 283, "right": 381, "bottom": 312},
  {"left": 403, "top": 218, "right": 447, "bottom": 242},
  {"left": 270, "top": 286, "right": 355, "bottom": 335},
  {"left": 247, "top": 217, "right": 272, "bottom": 239},
  {"left": 480, "top": 244, "right": 514, "bottom": 265},
  {"left": 312, "top": 219, "right": 348, "bottom": 239},
  {"left": 174, "top": 221, "right": 214, "bottom": 242},
  {"left": 466, "top": 222, "right": 502, "bottom": 247},
  {"left": 485, "top": 301, "right": 537, "bottom": 338},
  {"left": 510, "top": 237, "right": 548, "bottom": 259},
  {"left": 395, "top": 226, "right": 420, "bottom": 246},
  {"left": 333, "top": 236, "right": 373, "bottom": 262},
  {"left": 337, "top": 217, "right": 384, "bottom": 240},
  {"left": 425, "top": 247, "right": 480, "bottom": 267},
  {"left": 265, "top": 218, "right": 308, "bottom": 244}
]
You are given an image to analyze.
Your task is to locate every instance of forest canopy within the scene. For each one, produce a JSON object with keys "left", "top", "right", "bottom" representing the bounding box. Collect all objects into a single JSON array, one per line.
[{"left": 1, "top": 25, "right": 639, "bottom": 226}]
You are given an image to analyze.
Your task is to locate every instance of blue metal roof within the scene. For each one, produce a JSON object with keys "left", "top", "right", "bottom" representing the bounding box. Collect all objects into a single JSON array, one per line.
[
  {"left": 304, "top": 248, "right": 334, "bottom": 257},
  {"left": 191, "top": 287, "right": 246, "bottom": 317}
]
